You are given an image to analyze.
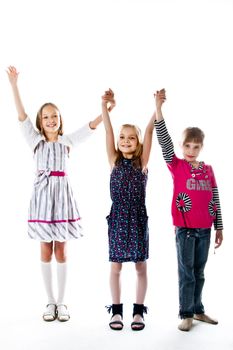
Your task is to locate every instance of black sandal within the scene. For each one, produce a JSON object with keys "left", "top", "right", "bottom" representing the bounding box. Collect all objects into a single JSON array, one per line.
[
  {"left": 106, "top": 304, "right": 124, "bottom": 330},
  {"left": 131, "top": 303, "right": 148, "bottom": 331}
]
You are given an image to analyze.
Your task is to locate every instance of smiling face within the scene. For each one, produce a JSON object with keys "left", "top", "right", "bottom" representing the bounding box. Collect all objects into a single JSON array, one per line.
[
  {"left": 117, "top": 126, "right": 139, "bottom": 158},
  {"left": 36, "top": 103, "right": 63, "bottom": 141},
  {"left": 41, "top": 105, "right": 60, "bottom": 136}
]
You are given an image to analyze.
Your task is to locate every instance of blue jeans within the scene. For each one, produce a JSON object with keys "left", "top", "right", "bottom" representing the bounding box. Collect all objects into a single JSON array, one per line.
[{"left": 175, "top": 227, "right": 211, "bottom": 319}]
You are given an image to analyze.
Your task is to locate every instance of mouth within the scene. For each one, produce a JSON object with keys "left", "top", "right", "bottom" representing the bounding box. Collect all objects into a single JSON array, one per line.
[
  {"left": 121, "top": 144, "right": 131, "bottom": 148},
  {"left": 121, "top": 146, "right": 132, "bottom": 151},
  {"left": 46, "top": 124, "right": 57, "bottom": 128}
]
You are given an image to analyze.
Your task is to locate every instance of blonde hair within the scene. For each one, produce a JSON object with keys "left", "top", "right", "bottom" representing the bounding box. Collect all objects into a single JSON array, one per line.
[
  {"left": 115, "top": 124, "right": 143, "bottom": 168},
  {"left": 182, "top": 127, "right": 205, "bottom": 146},
  {"left": 36, "top": 102, "right": 64, "bottom": 138}
]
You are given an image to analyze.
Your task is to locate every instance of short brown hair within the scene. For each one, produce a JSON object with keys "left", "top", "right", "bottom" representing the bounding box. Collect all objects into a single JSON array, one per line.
[
  {"left": 182, "top": 127, "right": 205, "bottom": 146},
  {"left": 36, "top": 102, "right": 64, "bottom": 138}
]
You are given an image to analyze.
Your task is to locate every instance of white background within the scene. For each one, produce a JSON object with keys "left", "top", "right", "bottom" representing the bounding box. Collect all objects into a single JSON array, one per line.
[{"left": 0, "top": 0, "right": 232, "bottom": 349}]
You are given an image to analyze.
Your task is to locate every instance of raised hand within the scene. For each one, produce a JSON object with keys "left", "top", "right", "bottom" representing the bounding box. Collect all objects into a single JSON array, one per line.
[
  {"left": 6, "top": 65, "right": 27, "bottom": 121},
  {"left": 102, "top": 88, "right": 115, "bottom": 111},
  {"left": 6, "top": 66, "right": 19, "bottom": 85},
  {"left": 154, "top": 88, "right": 166, "bottom": 109}
]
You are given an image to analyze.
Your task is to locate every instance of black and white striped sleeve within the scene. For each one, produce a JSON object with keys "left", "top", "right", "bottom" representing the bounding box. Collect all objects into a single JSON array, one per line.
[
  {"left": 154, "top": 119, "right": 175, "bottom": 163},
  {"left": 212, "top": 187, "right": 223, "bottom": 230}
]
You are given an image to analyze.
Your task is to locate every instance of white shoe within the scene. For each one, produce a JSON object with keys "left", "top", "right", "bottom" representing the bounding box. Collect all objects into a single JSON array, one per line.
[
  {"left": 43, "top": 304, "right": 57, "bottom": 322},
  {"left": 57, "top": 304, "right": 70, "bottom": 322},
  {"left": 178, "top": 318, "right": 193, "bottom": 331}
]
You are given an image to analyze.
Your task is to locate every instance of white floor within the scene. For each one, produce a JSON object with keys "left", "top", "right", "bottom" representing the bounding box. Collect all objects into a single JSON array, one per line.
[
  {"left": 0, "top": 303, "right": 232, "bottom": 350},
  {"left": 0, "top": 223, "right": 232, "bottom": 350}
]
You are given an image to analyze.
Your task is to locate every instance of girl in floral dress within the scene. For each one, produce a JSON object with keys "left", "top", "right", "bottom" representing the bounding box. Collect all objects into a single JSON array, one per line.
[{"left": 102, "top": 88, "right": 164, "bottom": 331}]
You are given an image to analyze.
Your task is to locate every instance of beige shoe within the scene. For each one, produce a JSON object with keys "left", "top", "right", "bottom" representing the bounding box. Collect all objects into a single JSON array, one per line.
[
  {"left": 194, "top": 313, "right": 218, "bottom": 325},
  {"left": 178, "top": 318, "right": 193, "bottom": 331},
  {"left": 43, "top": 303, "right": 57, "bottom": 322},
  {"left": 57, "top": 304, "right": 70, "bottom": 322}
]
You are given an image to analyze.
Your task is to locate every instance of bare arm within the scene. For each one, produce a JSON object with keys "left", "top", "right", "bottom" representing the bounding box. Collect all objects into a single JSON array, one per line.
[
  {"left": 89, "top": 95, "right": 116, "bottom": 129},
  {"left": 101, "top": 88, "right": 117, "bottom": 166},
  {"left": 141, "top": 89, "right": 166, "bottom": 168},
  {"left": 141, "top": 111, "right": 156, "bottom": 169},
  {"left": 89, "top": 114, "right": 102, "bottom": 129},
  {"left": 6, "top": 66, "right": 27, "bottom": 121}
]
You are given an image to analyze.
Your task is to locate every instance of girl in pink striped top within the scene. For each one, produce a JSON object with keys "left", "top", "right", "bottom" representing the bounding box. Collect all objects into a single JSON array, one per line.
[{"left": 154, "top": 89, "right": 223, "bottom": 332}]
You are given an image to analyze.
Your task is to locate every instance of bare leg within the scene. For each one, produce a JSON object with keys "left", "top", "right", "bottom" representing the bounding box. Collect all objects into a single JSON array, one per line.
[
  {"left": 110, "top": 262, "right": 122, "bottom": 323},
  {"left": 41, "top": 241, "right": 53, "bottom": 262},
  {"left": 134, "top": 261, "right": 147, "bottom": 323}
]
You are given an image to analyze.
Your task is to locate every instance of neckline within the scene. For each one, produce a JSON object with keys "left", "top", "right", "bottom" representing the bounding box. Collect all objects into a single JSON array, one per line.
[{"left": 184, "top": 159, "right": 204, "bottom": 170}]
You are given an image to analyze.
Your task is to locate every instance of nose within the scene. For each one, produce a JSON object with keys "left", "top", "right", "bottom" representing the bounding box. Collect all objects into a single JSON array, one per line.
[{"left": 49, "top": 116, "right": 55, "bottom": 122}]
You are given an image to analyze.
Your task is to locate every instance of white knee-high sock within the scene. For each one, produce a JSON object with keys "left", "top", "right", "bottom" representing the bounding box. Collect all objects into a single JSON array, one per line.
[
  {"left": 57, "top": 262, "right": 67, "bottom": 305},
  {"left": 41, "top": 261, "right": 56, "bottom": 304}
]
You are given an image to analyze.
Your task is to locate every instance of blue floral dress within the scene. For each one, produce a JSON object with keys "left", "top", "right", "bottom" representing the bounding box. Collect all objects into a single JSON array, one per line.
[{"left": 107, "top": 157, "right": 149, "bottom": 263}]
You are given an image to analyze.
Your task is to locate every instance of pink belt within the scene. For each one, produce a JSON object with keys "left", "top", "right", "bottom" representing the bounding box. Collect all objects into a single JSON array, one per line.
[
  {"left": 35, "top": 170, "right": 67, "bottom": 188},
  {"left": 49, "top": 171, "right": 66, "bottom": 176}
]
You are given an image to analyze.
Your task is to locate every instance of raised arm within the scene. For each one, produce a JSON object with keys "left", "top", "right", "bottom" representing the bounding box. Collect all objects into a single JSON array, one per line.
[
  {"left": 141, "top": 112, "right": 156, "bottom": 169},
  {"left": 101, "top": 88, "right": 117, "bottom": 166},
  {"left": 89, "top": 98, "right": 115, "bottom": 130},
  {"left": 141, "top": 89, "right": 166, "bottom": 168},
  {"left": 6, "top": 66, "right": 27, "bottom": 121}
]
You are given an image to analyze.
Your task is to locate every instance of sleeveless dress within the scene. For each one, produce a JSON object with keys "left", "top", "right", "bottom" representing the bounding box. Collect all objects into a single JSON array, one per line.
[
  {"left": 20, "top": 116, "right": 94, "bottom": 242},
  {"left": 107, "top": 157, "right": 149, "bottom": 263}
]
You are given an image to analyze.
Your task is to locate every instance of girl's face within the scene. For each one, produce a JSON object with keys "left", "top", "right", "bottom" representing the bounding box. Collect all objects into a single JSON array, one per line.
[
  {"left": 41, "top": 105, "right": 61, "bottom": 138},
  {"left": 182, "top": 141, "right": 202, "bottom": 165},
  {"left": 118, "top": 126, "right": 138, "bottom": 158}
]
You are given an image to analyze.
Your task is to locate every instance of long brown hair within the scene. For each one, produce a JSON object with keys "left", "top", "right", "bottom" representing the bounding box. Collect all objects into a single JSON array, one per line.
[
  {"left": 115, "top": 124, "right": 143, "bottom": 169},
  {"left": 36, "top": 102, "right": 64, "bottom": 138}
]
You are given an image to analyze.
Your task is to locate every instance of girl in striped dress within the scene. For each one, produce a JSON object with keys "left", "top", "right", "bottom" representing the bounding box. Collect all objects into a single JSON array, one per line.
[
  {"left": 102, "top": 89, "right": 160, "bottom": 331},
  {"left": 7, "top": 66, "right": 114, "bottom": 322},
  {"left": 154, "top": 89, "right": 223, "bottom": 332}
]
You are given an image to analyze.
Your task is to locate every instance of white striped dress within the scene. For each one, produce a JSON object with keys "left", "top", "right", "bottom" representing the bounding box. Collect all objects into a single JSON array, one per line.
[{"left": 20, "top": 116, "right": 94, "bottom": 242}]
